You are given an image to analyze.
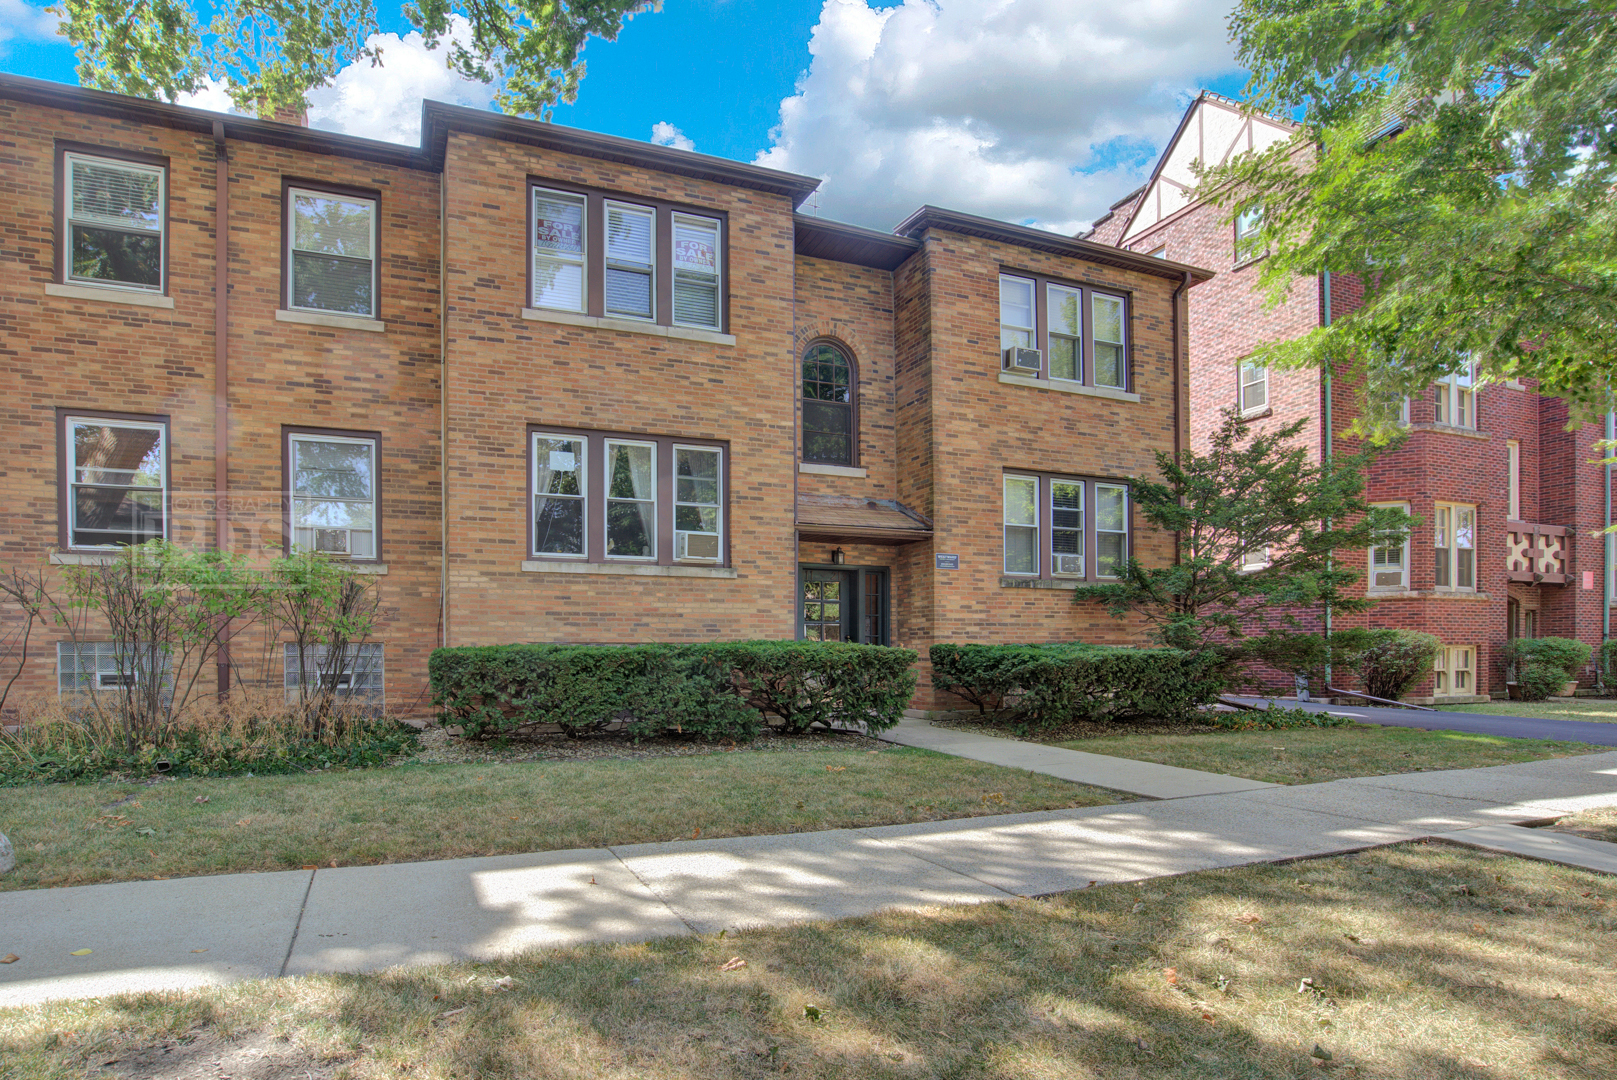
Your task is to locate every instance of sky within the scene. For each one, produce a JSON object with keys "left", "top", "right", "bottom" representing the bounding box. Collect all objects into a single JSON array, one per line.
[{"left": 0, "top": 0, "right": 1248, "bottom": 233}]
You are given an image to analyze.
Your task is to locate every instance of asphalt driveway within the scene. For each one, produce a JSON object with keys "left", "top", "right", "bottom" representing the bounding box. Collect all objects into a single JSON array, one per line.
[{"left": 1228, "top": 696, "right": 1617, "bottom": 747}]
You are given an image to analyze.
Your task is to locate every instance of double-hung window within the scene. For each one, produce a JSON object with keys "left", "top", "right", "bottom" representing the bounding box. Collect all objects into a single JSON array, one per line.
[
  {"left": 62, "top": 413, "right": 168, "bottom": 550},
  {"left": 1239, "top": 361, "right": 1268, "bottom": 414},
  {"left": 1434, "top": 502, "right": 1476, "bottom": 590},
  {"left": 1434, "top": 365, "right": 1476, "bottom": 428},
  {"left": 605, "top": 201, "right": 655, "bottom": 320},
  {"left": 998, "top": 272, "right": 1128, "bottom": 390},
  {"left": 1234, "top": 203, "right": 1264, "bottom": 261},
  {"left": 528, "top": 428, "right": 727, "bottom": 566},
  {"left": 287, "top": 186, "right": 378, "bottom": 317},
  {"left": 1003, "top": 472, "right": 1129, "bottom": 581},
  {"left": 529, "top": 183, "right": 726, "bottom": 332},
  {"left": 1369, "top": 502, "right": 1410, "bottom": 590},
  {"left": 532, "top": 188, "right": 587, "bottom": 313},
  {"left": 287, "top": 431, "right": 379, "bottom": 559},
  {"left": 63, "top": 151, "right": 165, "bottom": 292},
  {"left": 1506, "top": 440, "right": 1521, "bottom": 520},
  {"left": 1433, "top": 645, "right": 1475, "bottom": 697}
]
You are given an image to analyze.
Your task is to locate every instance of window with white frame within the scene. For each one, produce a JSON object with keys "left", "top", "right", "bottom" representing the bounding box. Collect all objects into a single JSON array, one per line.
[
  {"left": 284, "top": 642, "right": 384, "bottom": 706},
  {"left": 1369, "top": 502, "right": 1409, "bottom": 589},
  {"left": 1239, "top": 361, "right": 1268, "bottom": 414},
  {"left": 604, "top": 201, "right": 655, "bottom": 320},
  {"left": 1434, "top": 364, "right": 1476, "bottom": 428},
  {"left": 532, "top": 187, "right": 587, "bottom": 312},
  {"left": 998, "top": 272, "right": 1127, "bottom": 389},
  {"left": 64, "top": 414, "right": 167, "bottom": 549},
  {"left": 672, "top": 213, "right": 722, "bottom": 329},
  {"left": 529, "top": 429, "right": 727, "bottom": 566},
  {"left": 57, "top": 641, "right": 170, "bottom": 695},
  {"left": 1234, "top": 203, "right": 1264, "bottom": 260},
  {"left": 1046, "top": 283, "right": 1081, "bottom": 382},
  {"left": 287, "top": 187, "right": 377, "bottom": 317},
  {"left": 999, "top": 274, "right": 1035, "bottom": 351},
  {"left": 1432, "top": 644, "right": 1475, "bottom": 697},
  {"left": 64, "top": 152, "right": 165, "bottom": 292},
  {"left": 1092, "top": 294, "right": 1127, "bottom": 389},
  {"left": 1434, "top": 502, "right": 1476, "bottom": 590},
  {"left": 288, "top": 432, "right": 378, "bottom": 559},
  {"left": 1241, "top": 545, "right": 1271, "bottom": 571},
  {"left": 1507, "top": 440, "right": 1521, "bottom": 520},
  {"left": 1004, "top": 473, "right": 1128, "bottom": 580}
]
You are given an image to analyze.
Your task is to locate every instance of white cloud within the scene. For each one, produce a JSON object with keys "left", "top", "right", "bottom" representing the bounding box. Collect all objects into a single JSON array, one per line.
[
  {"left": 174, "top": 77, "right": 245, "bottom": 116},
  {"left": 757, "top": 0, "right": 1242, "bottom": 233},
  {"left": 305, "top": 17, "right": 495, "bottom": 144},
  {"left": 0, "top": 0, "right": 60, "bottom": 44},
  {"left": 651, "top": 121, "right": 695, "bottom": 151}
]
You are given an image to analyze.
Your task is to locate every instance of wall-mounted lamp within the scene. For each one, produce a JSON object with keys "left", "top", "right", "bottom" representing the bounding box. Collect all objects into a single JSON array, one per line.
[{"left": 831, "top": 547, "right": 846, "bottom": 565}]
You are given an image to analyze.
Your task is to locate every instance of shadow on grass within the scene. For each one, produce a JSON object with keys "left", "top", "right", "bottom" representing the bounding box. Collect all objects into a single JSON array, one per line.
[{"left": 6, "top": 843, "right": 1616, "bottom": 1079}]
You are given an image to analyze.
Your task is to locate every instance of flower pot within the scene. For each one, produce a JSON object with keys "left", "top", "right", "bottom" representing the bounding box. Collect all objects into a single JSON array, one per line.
[
  {"left": 1506, "top": 682, "right": 1523, "bottom": 700},
  {"left": 1552, "top": 681, "right": 1579, "bottom": 698}
]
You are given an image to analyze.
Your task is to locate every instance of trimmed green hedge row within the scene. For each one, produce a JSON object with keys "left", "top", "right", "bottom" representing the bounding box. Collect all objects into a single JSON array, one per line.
[
  {"left": 929, "top": 643, "right": 1225, "bottom": 728},
  {"left": 429, "top": 641, "right": 918, "bottom": 740}
]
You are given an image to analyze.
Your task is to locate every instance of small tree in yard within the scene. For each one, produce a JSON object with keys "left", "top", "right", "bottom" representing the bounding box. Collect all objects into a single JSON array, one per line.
[
  {"left": 259, "top": 551, "right": 381, "bottom": 736},
  {"left": 1074, "top": 410, "right": 1414, "bottom": 660}
]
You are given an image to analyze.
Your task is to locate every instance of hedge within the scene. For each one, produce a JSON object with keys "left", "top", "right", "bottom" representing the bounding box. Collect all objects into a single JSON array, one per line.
[
  {"left": 1505, "top": 637, "right": 1592, "bottom": 701},
  {"left": 429, "top": 641, "right": 918, "bottom": 740},
  {"left": 929, "top": 643, "right": 1226, "bottom": 728}
]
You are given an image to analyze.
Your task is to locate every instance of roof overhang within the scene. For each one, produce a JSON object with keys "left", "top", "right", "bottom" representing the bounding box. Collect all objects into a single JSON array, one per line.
[{"left": 794, "top": 214, "right": 921, "bottom": 271}]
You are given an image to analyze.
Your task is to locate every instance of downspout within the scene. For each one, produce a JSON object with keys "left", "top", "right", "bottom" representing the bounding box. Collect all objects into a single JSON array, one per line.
[
  {"left": 213, "top": 121, "right": 231, "bottom": 697},
  {"left": 1604, "top": 411, "right": 1613, "bottom": 683},
  {"left": 439, "top": 176, "right": 449, "bottom": 648},
  {"left": 1322, "top": 270, "right": 1334, "bottom": 691},
  {"left": 1171, "top": 270, "right": 1192, "bottom": 567}
]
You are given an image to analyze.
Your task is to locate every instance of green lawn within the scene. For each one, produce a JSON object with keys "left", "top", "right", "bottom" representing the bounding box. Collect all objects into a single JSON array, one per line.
[
  {"left": 6, "top": 843, "right": 1615, "bottom": 1080},
  {"left": 1547, "top": 806, "right": 1617, "bottom": 843},
  {"left": 1447, "top": 697, "right": 1617, "bottom": 722},
  {"left": 1059, "top": 724, "right": 1601, "bottom": 785},
  {"left": 0, "top": 746, "right": 1116, "bottom": 891}
]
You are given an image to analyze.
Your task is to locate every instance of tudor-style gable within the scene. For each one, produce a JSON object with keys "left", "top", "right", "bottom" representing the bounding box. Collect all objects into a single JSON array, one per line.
[{"left": 1120, "top": 92, "right": 1296, "bottom": 244}]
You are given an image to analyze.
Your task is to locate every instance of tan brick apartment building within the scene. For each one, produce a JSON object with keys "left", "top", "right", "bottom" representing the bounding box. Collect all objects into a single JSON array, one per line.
[
  {"left": 1089, "top": 92, "right": 1615, "bottom": 702},
  {"left": 0, "top": 74, "right": 1210, "bottom": 716}
]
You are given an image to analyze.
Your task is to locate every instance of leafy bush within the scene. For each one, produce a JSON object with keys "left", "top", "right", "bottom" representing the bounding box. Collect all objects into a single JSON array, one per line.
[
  {"left": 0, "top": 690, "right": 417, "bottom": 786},
  {"left": 430, "top": 641, "right": 917, "bottom": 740},
  {"left": 1504, "top": 637, "right": 1591, "bottom": 679},
  {"left": 1516, "top": 661, "right": 1571, "bottom": 702},
  {"left": 929, "top": 643, "right": 1226, "bottom": 729},
  {"left": 1354, "top": 629, "right": 1442, "bottom": 700},
  {"left": 1201, "top": 704, "right": 1353, "bottom": 731}
]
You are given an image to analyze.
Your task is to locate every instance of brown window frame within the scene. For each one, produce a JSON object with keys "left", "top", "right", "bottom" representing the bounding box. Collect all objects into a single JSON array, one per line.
[
  {"left": 525, "top": 178, "right": 729, "bottom": 332},
  {"left": 54, "top": 141, "right": 172, "bottom": 295},
  {"left": 280, "top": 177, "right": 383, "bottom": 320},
  {"left": 800, "top": 338, "right": 859, "bottom": 467},
  {"left": 997, "top": 269, "right": 1130, "bottom": 391},
  {"left": 281, "top": 426, "right": 384, "bottom": 563},
  {"left": 56, "top": 407, "right": 173, "bottom": 553},
  {"left": 526, "top": 425, "right": 731, "bottom": 567},
  {"left": 1002, "top": 469, "right": 1131, "bottom": 583}
]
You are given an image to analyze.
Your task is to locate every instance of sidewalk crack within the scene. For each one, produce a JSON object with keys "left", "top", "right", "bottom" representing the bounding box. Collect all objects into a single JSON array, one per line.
[
  {"left": 278, "top": 868, "right": 317, "bottom": 978},
  {"left": 610, "top": 848, "right": 699, "bottom": 934}
]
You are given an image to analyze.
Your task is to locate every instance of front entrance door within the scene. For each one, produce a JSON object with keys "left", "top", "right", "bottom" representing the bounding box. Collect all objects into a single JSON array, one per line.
[{"left": 800, "top": 567, "right": 889, "bottom": 643}]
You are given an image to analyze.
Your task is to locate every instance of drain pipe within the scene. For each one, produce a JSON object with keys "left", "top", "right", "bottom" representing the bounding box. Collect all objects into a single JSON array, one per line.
[
  {"left": 1321, "top": 270, "right": 1334, "bottom": 691},
  {"left": 1605, "top": 412, "right": 1613, "bottom": 684},
  {"left": 1171, "top": 269, "right": 1192, "bottom": 566},
  {"left": 213, "top": 120, "right": 231, "bottom": 697}
]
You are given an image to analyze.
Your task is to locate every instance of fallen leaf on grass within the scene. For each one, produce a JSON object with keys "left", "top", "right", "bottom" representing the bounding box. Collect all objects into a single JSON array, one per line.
[
  {"left": 825, "top": 766, "right": 846, "bottom": 773},
  {"left": 803, "top": 1005, "right": 822, "bottom": 1021},
  {"left": 1234, "top": 913, "right": 1263, "bottom": 924},
  {"left": 981, "top": 792, "right": 1005, "bottom": 805},
  {"left": 234, "top": 819, "right": 253, "bottom": 828},
  {"left": 589, "top": 876, "right": 598, "bottom": 885},
  {"left": 193, "top": 796, "right": 209, "bottom": 804},
  {"left": 302, "top": 865, "right": 318, "bottom": 870},
  {"left": 1298, "top": 978, "right": 1315, "bottom": 993},
  {"left": 70, "top": 949, "right": 92, "bottom": 956},
  {"left": 1162, "top": 968, "right": 1179, "bottom": 985},
  {"left": 1201, "top": 1012, "right": 1216, "bottom": 1023},
  {"left": 492, "top": 976, "right": 515, "bottom": 991},
  {"left": 1130, "top": 902, "right": 1146, "bottom": 914},
  {"left": 691, "top": 828, "right": 701, "bottom": 839},
  {"left": 1311, "top": 1044, "right": 1333, "bottom": 1061},
  {"left": 190, "top": 949, "right": 207, "bottom": 953},
  {"left": 720, "top": 957, "right": 747, "bottom": 971},
  {"left": 135, "top": 828, "right": 155, "bottom": 837},
  {"left": 437, "top": 1007, "right": 468, "bottom": 1019},
  {"left": 0, "top": 954, "right": 18, "bottom": 964}
]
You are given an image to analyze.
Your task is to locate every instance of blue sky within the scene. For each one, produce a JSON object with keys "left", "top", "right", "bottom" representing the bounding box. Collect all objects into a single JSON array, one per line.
[{"left": 0, "top": 0, "right": 1249, "bottom": 230}]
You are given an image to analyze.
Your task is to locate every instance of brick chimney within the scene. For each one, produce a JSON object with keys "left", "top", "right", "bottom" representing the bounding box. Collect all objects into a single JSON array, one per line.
[{"left": 270, "top": 103, "right": 308, "bottom": 127}]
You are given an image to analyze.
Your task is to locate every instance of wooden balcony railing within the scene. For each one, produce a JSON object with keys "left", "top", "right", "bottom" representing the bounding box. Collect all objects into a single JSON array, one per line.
[{"left": 1506, "top": 520, "right": 1569, "bottom": 584}]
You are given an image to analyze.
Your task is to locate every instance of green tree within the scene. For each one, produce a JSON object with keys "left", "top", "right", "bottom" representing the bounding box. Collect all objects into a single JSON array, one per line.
[
  {"left": 1205, "top": 0, "right": 1617, "bottom": 426},
  {"left": 50, "top": 0, "right": 657, "bottom": 119},
  {"left": 1073, "top": 410, "right": 1414, "bottom": 652}
]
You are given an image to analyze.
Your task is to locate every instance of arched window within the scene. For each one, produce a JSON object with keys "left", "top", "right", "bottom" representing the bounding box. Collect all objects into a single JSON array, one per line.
[{"left": 802, "top": 342, "right": 855, "bottom": 465}]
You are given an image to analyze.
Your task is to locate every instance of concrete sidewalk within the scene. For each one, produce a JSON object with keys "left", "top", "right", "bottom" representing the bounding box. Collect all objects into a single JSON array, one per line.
[
  {"left": 878, "top": 718, "right": 1277, "bottom": 798},
  {"left": 1227, "top": 696, "right": 1617, "bottom": 747},
  {"left": 6, "top": 750, "right": 1617, "bottom": 1007}
]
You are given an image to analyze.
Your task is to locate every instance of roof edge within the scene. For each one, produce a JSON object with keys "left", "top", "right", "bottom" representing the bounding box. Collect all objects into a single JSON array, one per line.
[
  {"left": 793, "top": 213, "right": 921, "bottom": 270},
  {"left": 895, "top": 205, "right": 1213, "bottom": 283}
]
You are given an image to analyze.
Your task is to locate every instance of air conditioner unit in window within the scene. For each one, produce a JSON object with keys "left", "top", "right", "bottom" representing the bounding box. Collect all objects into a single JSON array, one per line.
[
  {"left": 313, "top": 528, "right": 350, "bottom": 555},
  {"left": 1373, "top": 571, "right": 1404, "bottom": 588},
  {"left": 98, "top": 671, "right": 136, "bottom": 689},
  {"left": 1003, "top": 347, "right": 1042, "bottom": 373},
  {"left": 676, "top": 532, "right": 720, "bottom": 561},
  {"left": 1053, "top": 555, "right": 1084, "bottom": 576}
]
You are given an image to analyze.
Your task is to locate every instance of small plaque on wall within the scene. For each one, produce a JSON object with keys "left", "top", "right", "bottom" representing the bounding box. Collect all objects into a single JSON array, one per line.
[{"left": 935, "top": 553, "right": 960, "bottom": 570}]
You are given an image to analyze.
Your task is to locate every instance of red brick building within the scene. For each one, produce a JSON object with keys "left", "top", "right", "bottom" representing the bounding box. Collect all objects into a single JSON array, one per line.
[
  {"left": 0, "top": 75, "right": 1211, "bottom": 716},
  {"left": 1089, "top": 92, "right": 1613, "bottom": 702}
]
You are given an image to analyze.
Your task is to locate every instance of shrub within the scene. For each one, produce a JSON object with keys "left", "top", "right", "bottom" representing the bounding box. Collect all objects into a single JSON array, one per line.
[
  {"left": 1354, "top": 629, "right": 1442, "bottom": 700},
  {"left": 929, "top": 643, "right": 1226, "bottom": 729},
  {"left": 1504, "top": 637, "right": 1592, "bottom": 680},
  {"left": 1516, "top": 661, "right": 1570, "bottom": 702},
  {"left": 1201, "top": 705, "right": 1353, "bottom": 731},
  {"left": 429, "top": 641, "right": 917, "bottom": 740}
]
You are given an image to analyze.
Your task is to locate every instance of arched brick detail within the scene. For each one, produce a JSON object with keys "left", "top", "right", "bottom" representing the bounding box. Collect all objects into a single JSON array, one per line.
[{"left": 794, "top": 320, "right": 869, "bottom": 362}]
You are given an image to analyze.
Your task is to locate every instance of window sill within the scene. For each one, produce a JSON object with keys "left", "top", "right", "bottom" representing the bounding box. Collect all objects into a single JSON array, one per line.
[
  {"left": 1407, "top": 422, "right": 1488, "bottom": 440},
  {"left": 800, "top": 462, "right": 868, "bottom": 478},
  {"left": 1368, "top": 588, "right": 1492, "bottom": 602},
  {"left": 46, "top": 282, "right": 174, "bottom": 309},
  {"left": 521, "top": 307, "right": 736, "bottom": 346},
  {"left": 1408, "top": 694, "right": 1491, "bottom": 706},
  {"left": 1000, "top": 576, "right": 1099, "bottom": 590},
  {"left": 276, "top": 309, "right": 386, "bottom": 333},
  {"left": 521, "top": 560, "right": 737, "bottom": 579},
  {"left": 1238, "top": 407, "right": 1273, "bottom": 423},
  {"left": 998, "top": 372, "right": 1140, "bottom": 403},
  {"left": 342, "top": 563, "right": 388, "bottom": 575},
  {"left": 50, "top": 551, "right": 124, "bottom": 566}
]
